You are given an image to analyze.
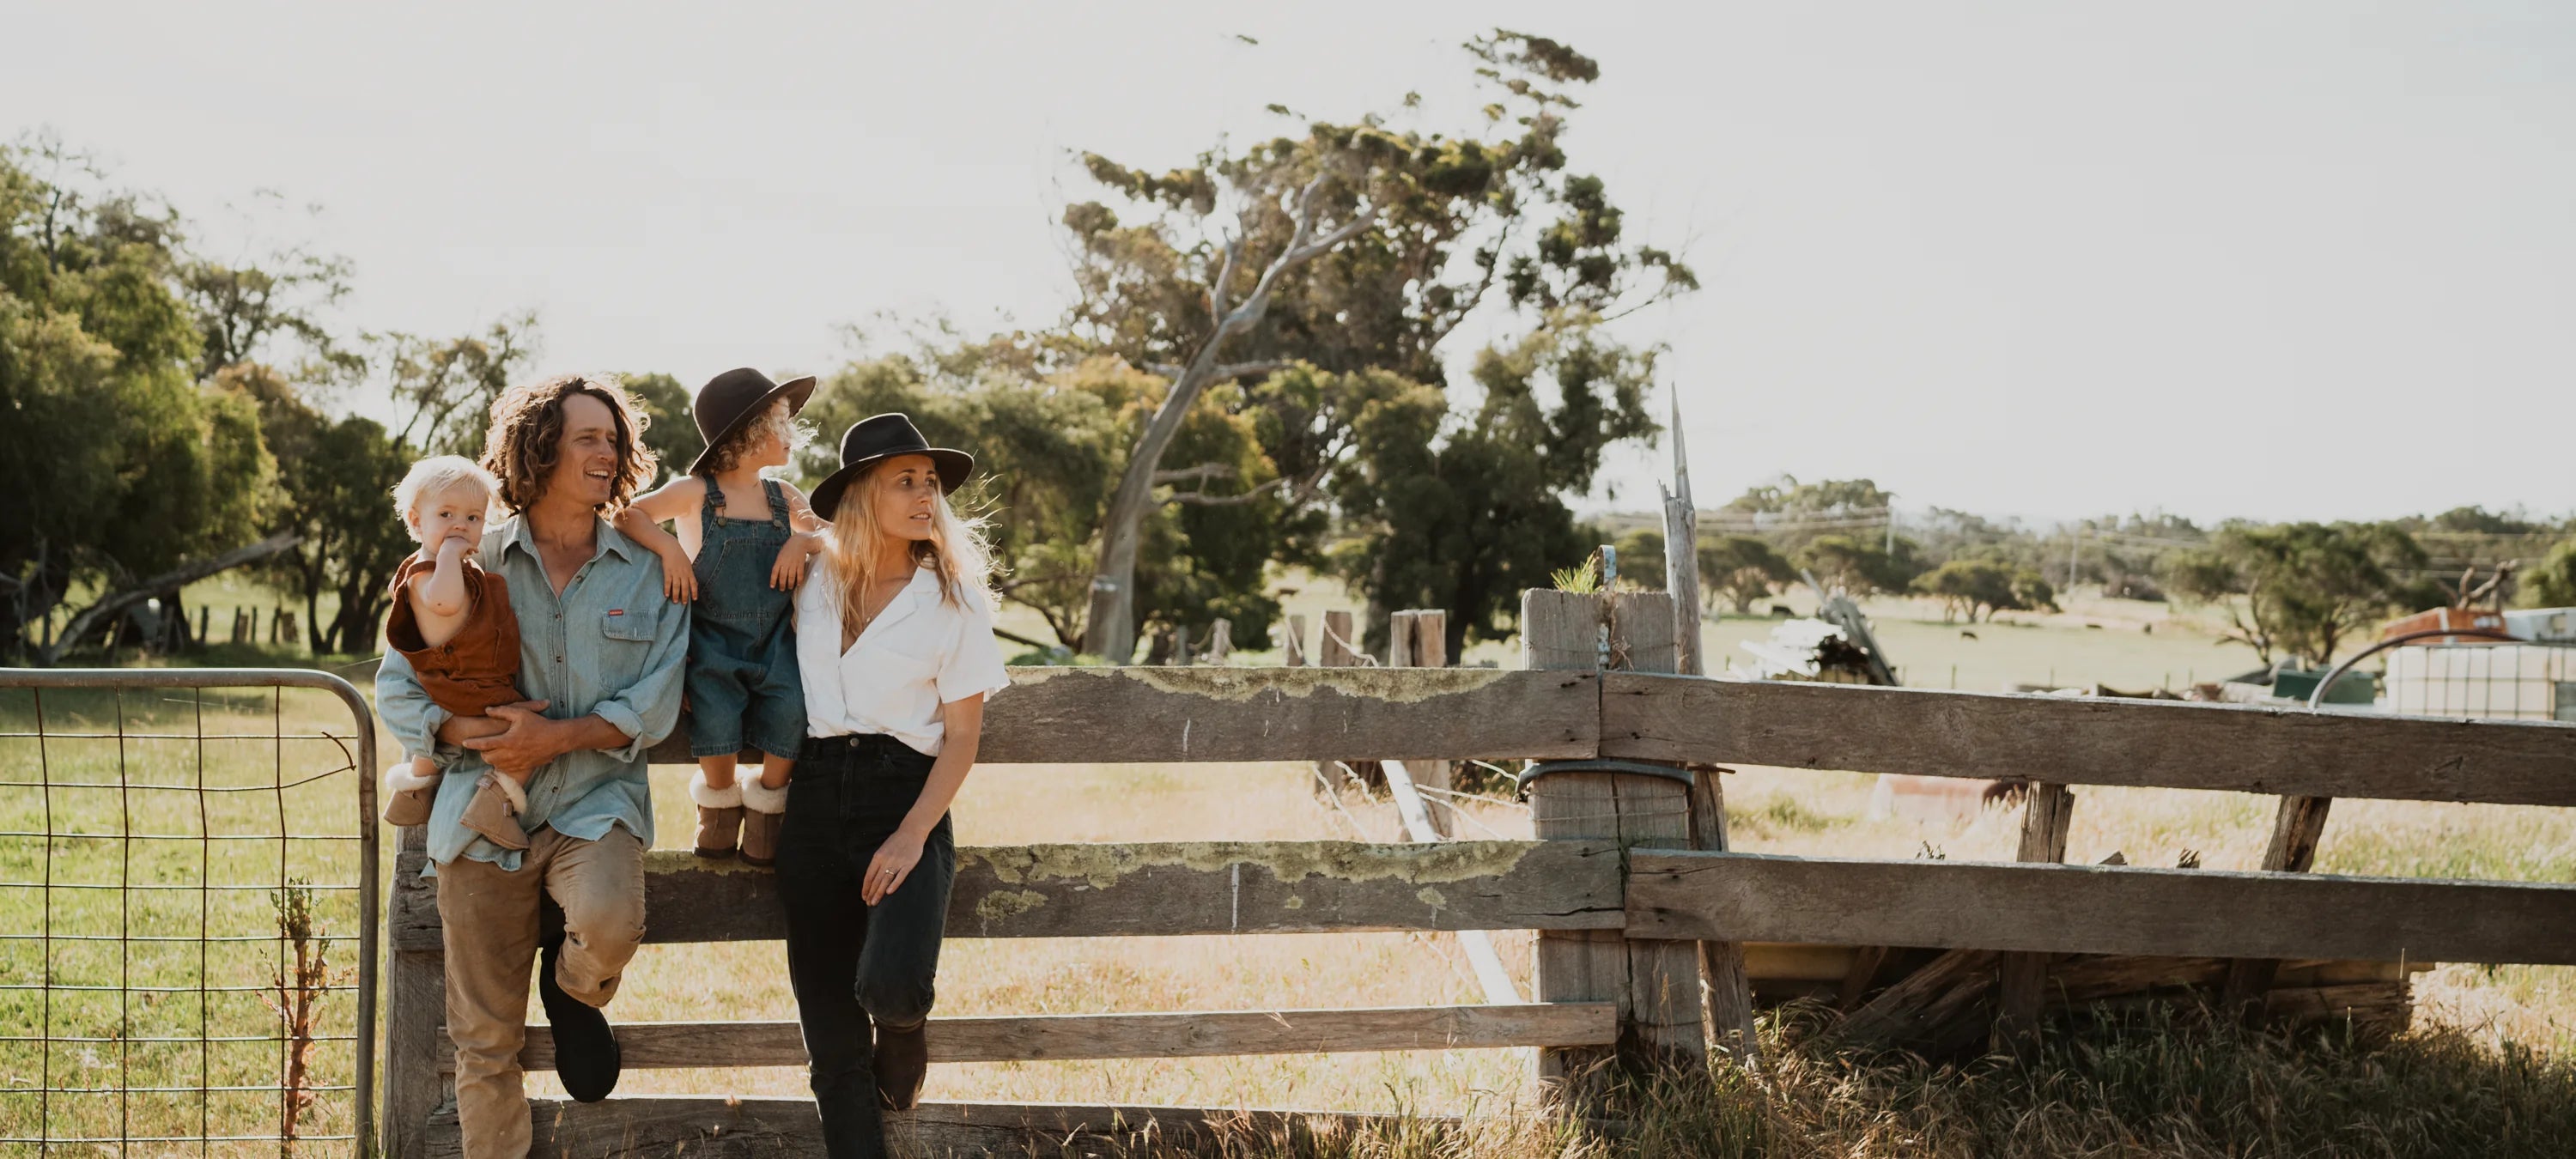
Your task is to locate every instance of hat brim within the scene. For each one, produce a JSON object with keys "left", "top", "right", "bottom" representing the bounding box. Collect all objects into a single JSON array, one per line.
[
  {"left": 808, "top": 447, "right": 975, "bottom": 525},
  {"left": 684, "top": 375, "right": 816, "bottom": 476}
]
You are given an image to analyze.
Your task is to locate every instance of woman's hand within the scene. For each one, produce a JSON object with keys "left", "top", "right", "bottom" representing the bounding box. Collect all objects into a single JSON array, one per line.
[
  {"left": 862, "top": 828, "right": 927, "bottom": 906},
  {"left": 656, "top": 545, "right": 698, "bottom": 604}
]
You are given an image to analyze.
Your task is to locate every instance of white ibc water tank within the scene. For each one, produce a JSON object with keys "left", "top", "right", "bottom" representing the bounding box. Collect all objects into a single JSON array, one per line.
[{"left": 2385, "top": 642, "right": 2576, "bottom": 720}]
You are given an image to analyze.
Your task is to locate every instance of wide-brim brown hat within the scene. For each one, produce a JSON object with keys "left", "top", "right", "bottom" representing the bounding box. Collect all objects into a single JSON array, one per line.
[
  {"left": 808, "top": 413, "right": 975, "bottom": 521},
  {"left": 688, "top": 367, "right": 816, "bottom": 476}
]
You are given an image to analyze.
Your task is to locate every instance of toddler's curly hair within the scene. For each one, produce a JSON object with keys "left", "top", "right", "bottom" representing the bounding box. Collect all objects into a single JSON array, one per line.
[{"left": 696, "top": 398, "right": 813, "bottom": 478}]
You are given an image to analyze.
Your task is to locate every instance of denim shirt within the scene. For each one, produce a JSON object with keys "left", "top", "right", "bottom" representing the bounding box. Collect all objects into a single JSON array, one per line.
[{"left": 376, "top": 515, "right": 690, "bottom": 872}]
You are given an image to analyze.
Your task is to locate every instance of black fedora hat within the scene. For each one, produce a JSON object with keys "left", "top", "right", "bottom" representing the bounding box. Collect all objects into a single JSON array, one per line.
[
  {"left": 688, "top": 367, "right": 816, "bottom": 476},
  {"left": 807, "top": 413, "right": 975, "bottom": 520}
]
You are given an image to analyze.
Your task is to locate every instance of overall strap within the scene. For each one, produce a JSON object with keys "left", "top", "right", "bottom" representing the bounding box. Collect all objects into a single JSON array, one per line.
[
  {"left": 700, "top": 473, "right": 726, "bottom": 524},
  {"left": 763, "top": 478, "right": 791, "bottom": 529}
]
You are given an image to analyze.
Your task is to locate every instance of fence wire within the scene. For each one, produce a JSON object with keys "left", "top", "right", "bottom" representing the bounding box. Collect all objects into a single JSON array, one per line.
[{"left": 0, "top": 670, "right": 378, "bottom": 1157}]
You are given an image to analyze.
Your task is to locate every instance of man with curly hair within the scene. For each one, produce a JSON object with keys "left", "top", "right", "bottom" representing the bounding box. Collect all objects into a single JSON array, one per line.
[{"left": 376, "top": 373, "right": 690, "bottom": 1157}]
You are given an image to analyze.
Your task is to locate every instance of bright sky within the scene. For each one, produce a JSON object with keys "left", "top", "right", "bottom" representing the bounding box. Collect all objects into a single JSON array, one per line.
[{"left": 11, "top": 3, "right": 2572, "bottom": 525}]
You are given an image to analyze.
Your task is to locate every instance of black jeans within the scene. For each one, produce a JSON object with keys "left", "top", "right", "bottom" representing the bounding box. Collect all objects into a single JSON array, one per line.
[{"left": 778, "top": 733, "right": 956, "bottom": 1159}]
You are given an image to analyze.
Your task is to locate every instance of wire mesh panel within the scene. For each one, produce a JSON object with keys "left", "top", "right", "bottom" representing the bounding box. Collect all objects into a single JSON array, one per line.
[{"left": 0, "top": 670, "right": 378, "bottom": 1157}]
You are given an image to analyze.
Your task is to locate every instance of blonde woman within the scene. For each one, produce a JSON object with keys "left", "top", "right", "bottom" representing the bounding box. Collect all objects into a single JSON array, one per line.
[{"left": 782, "top": 414, "right": 1008, "bottom": 1157}]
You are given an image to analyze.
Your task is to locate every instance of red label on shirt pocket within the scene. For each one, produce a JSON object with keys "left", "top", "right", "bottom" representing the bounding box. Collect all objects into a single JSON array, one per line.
[{"left": 608, "top": 609, "right": 624, "bottom": 616}]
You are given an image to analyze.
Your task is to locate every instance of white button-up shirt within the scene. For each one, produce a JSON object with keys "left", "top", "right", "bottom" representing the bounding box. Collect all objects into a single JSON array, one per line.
[{"left": 794, "top": 562, "right": 1012, "bottom": 756}]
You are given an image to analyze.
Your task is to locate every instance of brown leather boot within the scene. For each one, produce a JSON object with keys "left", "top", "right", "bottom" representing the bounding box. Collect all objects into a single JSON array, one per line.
[
  {"left": 873, "top": 1020, "right": 928, "bottom": 1111},
  {"left": 690, "top": 770, "right": 743, "bottom": 859},
  {"left": 738, "top": 775, "right": 788, "bottom": 868},
  {"left": 458, "top": 773, "right": 530, "bottom": 851}
]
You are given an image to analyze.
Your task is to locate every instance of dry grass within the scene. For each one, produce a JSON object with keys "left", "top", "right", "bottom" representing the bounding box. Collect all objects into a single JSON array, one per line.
[{"left": 12, "top": 596, "right": 2576, "bottom": 1156}]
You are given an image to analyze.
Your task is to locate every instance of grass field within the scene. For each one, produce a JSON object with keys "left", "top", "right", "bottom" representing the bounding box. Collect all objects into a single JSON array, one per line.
[{"left": 7, "top": 581, "right": 2576, "bottom": 1156}]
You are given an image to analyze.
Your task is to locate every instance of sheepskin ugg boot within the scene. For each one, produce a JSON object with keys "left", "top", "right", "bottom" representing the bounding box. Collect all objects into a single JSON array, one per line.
[
  {"left": 691, "top": 769, "right": 744, "bottom": 859},
  {"left": 382, "top": 759, "right": 443, "bottom": 827},
  {"left": 458, "top": 772, "right": 531, "bottom": 851},
  {"left": 738, "top": 774, "right": 789, "bottom": 869}
]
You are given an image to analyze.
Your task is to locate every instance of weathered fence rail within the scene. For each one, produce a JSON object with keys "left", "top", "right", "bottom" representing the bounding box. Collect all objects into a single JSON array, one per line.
[{"left": 380, "top": 591, "right": 2576, "bottom": 1158}]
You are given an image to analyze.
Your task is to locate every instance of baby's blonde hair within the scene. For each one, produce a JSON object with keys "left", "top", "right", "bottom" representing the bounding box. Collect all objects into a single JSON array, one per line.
[{"left": 392, "top": 455, "right": 500, "bottom": 521}]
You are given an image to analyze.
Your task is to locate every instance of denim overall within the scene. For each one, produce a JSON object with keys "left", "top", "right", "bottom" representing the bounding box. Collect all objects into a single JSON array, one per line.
[{"left": 683, "top": 478, "right": 805, "bottom": 758}]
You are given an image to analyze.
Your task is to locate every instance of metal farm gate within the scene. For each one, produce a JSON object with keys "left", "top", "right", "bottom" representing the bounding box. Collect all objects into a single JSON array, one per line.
[{"left": 0, "top": 669, "right": 380, "bottom": 1156}]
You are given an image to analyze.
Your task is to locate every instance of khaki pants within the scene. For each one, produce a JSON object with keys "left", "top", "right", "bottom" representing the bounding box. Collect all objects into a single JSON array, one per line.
[{"left": 435, "top": 825, "right": 647, "bottom": 1159}]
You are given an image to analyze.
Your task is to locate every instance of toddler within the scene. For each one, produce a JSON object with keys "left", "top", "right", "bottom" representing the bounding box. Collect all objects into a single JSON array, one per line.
[
  {"left": 380, "top": 456, "right": 541, "bottom": 850},
  {"left": 617, "top": 367, "right": 823, "bottom": 865}
]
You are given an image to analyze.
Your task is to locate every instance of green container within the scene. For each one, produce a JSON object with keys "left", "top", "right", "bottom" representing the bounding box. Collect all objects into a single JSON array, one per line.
[{"left": 2270, "top": 667, "right": 2376, "bottom": 705}]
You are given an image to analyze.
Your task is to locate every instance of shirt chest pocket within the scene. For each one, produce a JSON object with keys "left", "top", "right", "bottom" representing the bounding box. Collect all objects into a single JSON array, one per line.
[{"left": 597, "top": 612, "right": 657, "bottom": 677}]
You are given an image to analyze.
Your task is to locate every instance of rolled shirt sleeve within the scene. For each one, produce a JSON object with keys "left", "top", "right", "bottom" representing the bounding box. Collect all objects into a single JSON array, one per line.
[
  {"left": 586, "top": 592, "right": 690, "bottom": 763},
  {"left": 937, "top": 590, "right": 1013, "bottom": 705}
]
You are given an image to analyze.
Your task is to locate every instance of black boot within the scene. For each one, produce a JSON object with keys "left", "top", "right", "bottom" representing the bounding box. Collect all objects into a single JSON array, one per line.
[
  {"left": 538, "top": 907, "right": 622, "bottom": 1103},
  {"left": 873, "top": 1019, "right": 928, "bottom": 1111}
]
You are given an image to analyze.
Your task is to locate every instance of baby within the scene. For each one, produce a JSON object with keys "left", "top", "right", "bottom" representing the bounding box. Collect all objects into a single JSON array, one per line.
[{"left": 379, "top": 456, "right": 540, "bottom": 850}]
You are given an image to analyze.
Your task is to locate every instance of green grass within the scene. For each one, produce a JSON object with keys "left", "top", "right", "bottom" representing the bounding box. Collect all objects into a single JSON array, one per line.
[{"left": 0, "top": 683, "right": 374, "bottom": 1154}]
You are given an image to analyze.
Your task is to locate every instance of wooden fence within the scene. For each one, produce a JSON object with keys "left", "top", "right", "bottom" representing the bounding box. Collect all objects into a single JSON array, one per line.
[{"left": 382, "top": 591, "right": 2576, "bottom": 1157}]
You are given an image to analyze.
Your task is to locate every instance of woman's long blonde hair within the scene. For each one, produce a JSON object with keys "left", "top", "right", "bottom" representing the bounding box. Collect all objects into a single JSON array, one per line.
[{"left": 824, "top": 460, "right": 997, "bottom": 628}]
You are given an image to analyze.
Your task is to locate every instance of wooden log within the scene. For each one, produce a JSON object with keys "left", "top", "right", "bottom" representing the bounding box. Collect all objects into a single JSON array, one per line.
[
  {"left": 645, "top": 665, "right": 1599, "bottom": 767},
  {"left": 428, "top": 1097, "right": 1444, "bottom": 1159},
  {"left": 1600, "top": 673, "right": 2576, "bottom": 806},
  {"left": 1834, "top": 944, "right": 1893, "bottom": 1011},
  {"left": 1320, "top": 610, "right": 1358, "bottom": 667},
  {"left": 1838, "top": 948, "right": 1999, "bottom": 1053},
  {"left": 384, "top": 827, "right": 445, "bottom": 1159},
  {"left": 1995, "top": 783, "right": 2075, "bottom": 1053},
  {"left": 1626, "top": 851, "right": 2576, "bottom": 965},
  {"left": 2221, "top": 794, "right": 2336, "bottom": 1020},
  {"left": 441, "top": 1002, "right": 1620, "bottom": 1071},
  {"left": 394, "top": 840, "right": 1624, "bottom": 951}
]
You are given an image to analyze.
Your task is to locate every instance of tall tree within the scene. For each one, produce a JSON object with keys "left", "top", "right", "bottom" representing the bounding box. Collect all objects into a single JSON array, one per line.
[
  {"left": 2161, "top": 522, "right": 2428, "bottom": 666},
  {"left": 1329, "top": 319, "right": 1659, "bottom": 656},
  {"left": 0, "top": 136, "right": 279, "bottom": 656},
  {"left": 1698, "top": 535, "right": 1793, "bottom": 615},
  {"left": 375, "top": 312, "right": 541, "bottom": 455},
  {"left": 1057, "top": 30, "right": 1694, "bottom": 658}
]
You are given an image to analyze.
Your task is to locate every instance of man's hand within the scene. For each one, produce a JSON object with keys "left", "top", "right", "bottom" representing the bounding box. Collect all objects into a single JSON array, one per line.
[
  {"left": 434, "top": 700, "right": 546, "bottom": 748},
  {"left": 464, "top": 703, "right": 574, "bottom": 780}
]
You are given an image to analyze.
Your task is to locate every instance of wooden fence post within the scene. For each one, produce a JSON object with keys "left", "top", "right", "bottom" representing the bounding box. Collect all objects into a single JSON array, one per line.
[
  {"left": 1412, "top": 610, "right": 1447, "bottom": 669},
  {"left": 384, "top": 826, "right": 446, "bottom": 1159},
  {"left": 1995, "top": 783, "right": 2075, "bottom": 1052},
  {"left": 2221, "top": 794, "right": 2335, "bottom": 1020},
  {"left": 1319, "top": 610, "right": 1357, "bottom": 668},
  {"left": 1524, "top": 588, "right": 1706, "bottom": 1102},
  {"left": 1388, "top": 610, "right": 1419, "bottom": 668},
  {"left": 1282, "top": 614, "right": 1308, "bottom": 666}
]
